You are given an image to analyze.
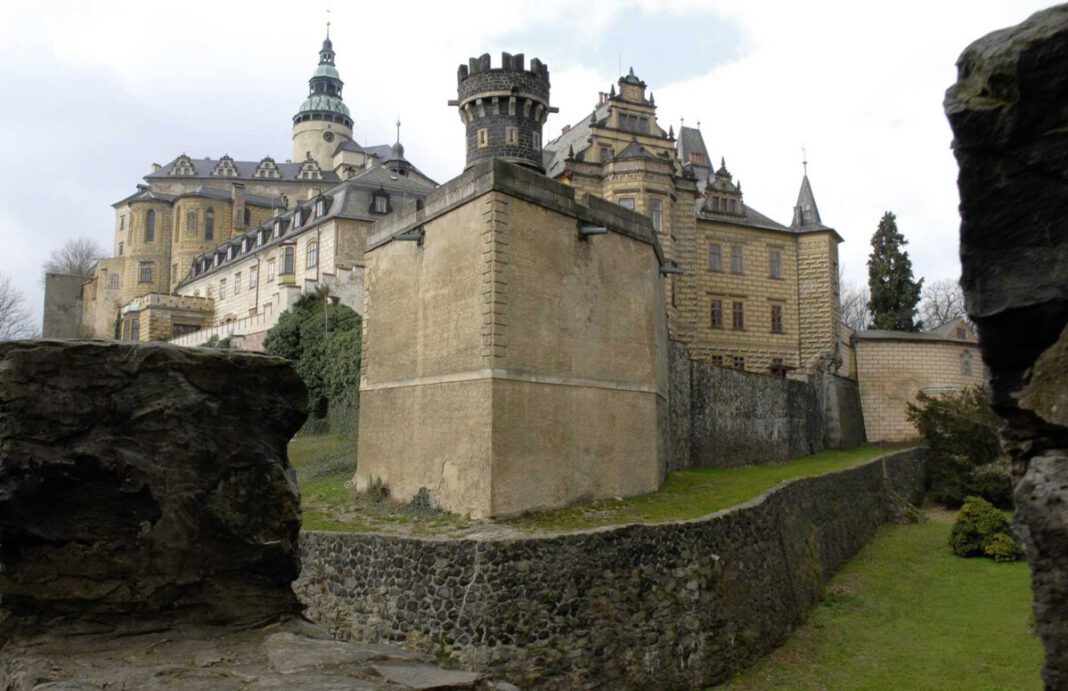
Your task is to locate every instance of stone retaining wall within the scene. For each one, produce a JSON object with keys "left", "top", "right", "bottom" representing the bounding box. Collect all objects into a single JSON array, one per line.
[{"left": 297, "top": 448, "right": 925, "bottom": 689}]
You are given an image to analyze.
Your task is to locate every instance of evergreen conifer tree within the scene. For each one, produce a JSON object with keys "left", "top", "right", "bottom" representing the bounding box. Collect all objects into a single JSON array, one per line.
[{"left": 867, "top": 211, "right": 924, "bottom": 331}]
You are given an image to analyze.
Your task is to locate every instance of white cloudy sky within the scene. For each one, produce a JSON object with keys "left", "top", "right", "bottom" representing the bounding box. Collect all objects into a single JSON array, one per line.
[{"left": 0, "top": 0, "right": 1053, "bottom": 330}]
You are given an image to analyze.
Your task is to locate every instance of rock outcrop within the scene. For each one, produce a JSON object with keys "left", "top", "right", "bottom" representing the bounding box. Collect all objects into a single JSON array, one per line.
[
  {"left": 0, "top": 340, "right": 491, "bottom": 689},
  {"left": 0, "top": 340, "right": 308, "bottom": 632},
  {"left": 945, "top": 6, "right": 1068, "bottom": 688}
]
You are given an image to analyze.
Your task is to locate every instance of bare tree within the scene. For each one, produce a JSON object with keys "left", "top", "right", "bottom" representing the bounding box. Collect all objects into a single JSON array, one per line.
[
  {"left": 920, "top": 278, "right": 967, "bottom": 329},
  {"left": 0, "top": 272, "right": 34, "bottom": 341},
  {"left": 840, "top": 280, "right": 870, "bottom": 331},
  {"left": 43, "top": 237, "right": 104, "bottom": 278}
]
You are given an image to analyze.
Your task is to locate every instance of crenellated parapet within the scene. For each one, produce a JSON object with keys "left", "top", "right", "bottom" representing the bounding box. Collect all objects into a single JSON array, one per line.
[{"left": 451, "top": 52, "right": 558, "bottom": 172}]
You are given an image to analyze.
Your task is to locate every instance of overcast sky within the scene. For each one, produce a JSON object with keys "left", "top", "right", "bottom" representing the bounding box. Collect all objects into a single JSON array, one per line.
[{"left": 0, "top": 0, "right": 1052, "bottom": 331}]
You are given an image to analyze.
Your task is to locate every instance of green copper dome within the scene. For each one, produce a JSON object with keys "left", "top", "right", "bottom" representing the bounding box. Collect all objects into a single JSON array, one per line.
[
  {"left": 293, "top": 33, "right": 351, "bottom": 125},
  {"left": 297, "top": 95, "right": 350, "bottom": 117}
]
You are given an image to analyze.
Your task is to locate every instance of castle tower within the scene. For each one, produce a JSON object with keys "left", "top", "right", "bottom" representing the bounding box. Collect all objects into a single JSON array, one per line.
[
  {"left": 292, "top": 30, "right": 354, "bottom": 168},
  {"left": 452, "top": 52, "right": 557, "bottom": 172}
]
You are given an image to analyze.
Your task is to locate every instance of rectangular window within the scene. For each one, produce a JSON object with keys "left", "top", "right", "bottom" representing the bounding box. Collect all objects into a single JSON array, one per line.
[
  {"left": 306, "top": 241, "right": 319, "bottom": 269},
  {"left": 314, "top": 199, "right": 325, "bottom": 218},
  {"left": 649, "top": 199, "right": 663, "bottom": 233},
  {"left": 250, "top": 265, "right": 258, "bottom": 285},
  {"left": 187, "top": 211, "right": 198, "bottom": 233},
  {"left": 108, "top": 273, "right": 119, "bottom": 289},
  {"left": 234, "top": 273, "right": 241, "bottom": 295},
  {"left": 118, "top": 242, "right": 124, "bottom": 256},
  {"left": 730, "top": 246, "right": 743, "bottom": 274},
  {"left": 138, "top": 262, "right": 153, "bottom": 283},
  {"left": 267, "top": 259, "right": 276, "bottom": 282},
  {"left": 207, "top": 286, "right": 213, "bottom": 298},
  {"left": 477, "top": 128, "right": 489, "bottom": 148},
  {"left": 710, "top": 300, "right": 723, "bottom": 328},
  {"left": 171, "top": 263, "right": 177, "bottom": 281},
  {"left": 771, "top": 304, "right": 784, "bottom": 333},
  {"left": 732, "top": 301, "right": 744, "bottom": 330},
  {"left": 282, "top": 246, "right": 294, "bottom": 274},
  {"left": 709, "top": 243, "right": 721, "bottom": 272},
  {"left": 374, "top": 195, "right": 388, "bottom": 214},
  {"left": 770, "top": 249, "right": 782, "bottom": 279},
  {"left": 732, "top": 355, "right": 745, "bottom": 370},
  {"left": 711, "top": 355, "right": 724, "bottom": 367},
  {"left": 618, "top": 197, "right": 635, "bottom": 210},
  {"left": 130, "top": 319, "right": 139, "bottom": 342},
  {"left": 533, "top": 132, "right": 541, "bottom": 149},
  {"left": 505, "top": 127, "right": 519, "bottom": 145},
  {"left": 219, "top": 278, "right": 226, "bottom": 297}
]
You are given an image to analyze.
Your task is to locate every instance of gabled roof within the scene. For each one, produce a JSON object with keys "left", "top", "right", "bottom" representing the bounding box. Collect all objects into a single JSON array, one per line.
[
  {"left": 616, "top": 139, "right": 657, "bottom": 159},
  {"left": 146, "top": 156, "right": 342, "bottom": 183},
  {"left": 543, "top": 101, "right": 612, "bottom": 177},
  {"left": 334, "top": 139, "right": 394, "bottom": 161},
  {"left": 926, "top": 316, "right": 975, "bottom": 340}
]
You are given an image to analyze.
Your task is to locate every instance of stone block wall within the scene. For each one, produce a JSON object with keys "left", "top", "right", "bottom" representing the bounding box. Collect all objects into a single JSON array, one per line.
[
  {"left": 855, "top": 334, "right": 985, "bottom": 442},
  {"left": 42, "top": 273, "right": 89, "bottom": 338},
  {"left": 667, "top": 340, "right": 860, "bottom": 470},
  {"left": 298, "top": 448, "right": 926, "bottom": 689}
]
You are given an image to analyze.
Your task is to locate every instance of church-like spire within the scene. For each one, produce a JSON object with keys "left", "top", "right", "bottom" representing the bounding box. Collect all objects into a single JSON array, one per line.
[
  {"left": 791, "top": 169, "right": 824, "bottom": 228},
  {"left": 294, "top": 28, "right": 351, "bottom": 128}
]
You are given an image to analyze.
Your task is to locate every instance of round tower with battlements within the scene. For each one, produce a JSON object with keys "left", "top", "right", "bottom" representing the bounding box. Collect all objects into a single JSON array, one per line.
[{"left": 452, "top": 52, "right": 556, "bottom": 173}]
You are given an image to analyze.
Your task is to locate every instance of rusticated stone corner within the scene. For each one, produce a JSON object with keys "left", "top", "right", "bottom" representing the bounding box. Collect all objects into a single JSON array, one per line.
[
  {"left": 945, "top": 6, "right": 1068, "bottom": 688},
  {"left": 0, "top": 340, "right": 309, "bottom": 634}
]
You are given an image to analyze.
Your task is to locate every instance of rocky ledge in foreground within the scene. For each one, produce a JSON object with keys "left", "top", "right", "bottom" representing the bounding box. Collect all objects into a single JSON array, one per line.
[{"left": 0, "top": 341, "right": 496, "bottom": 689}]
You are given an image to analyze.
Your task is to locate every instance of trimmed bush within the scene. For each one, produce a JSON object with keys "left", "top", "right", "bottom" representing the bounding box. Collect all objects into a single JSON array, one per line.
[{"left": 950, "top": 496, "right": 1022, "bottom": 561}]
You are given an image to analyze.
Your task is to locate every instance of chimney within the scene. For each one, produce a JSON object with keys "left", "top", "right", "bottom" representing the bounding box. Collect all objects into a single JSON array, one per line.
[
  {"left": 561, "top": 125, "right": 571, "bottom": 135},
  {"left": 231, "top": 183, "right": 247, "bottom": 231},
  {"left": 151, "top": 163, "right": 162, "bottom": 173}
]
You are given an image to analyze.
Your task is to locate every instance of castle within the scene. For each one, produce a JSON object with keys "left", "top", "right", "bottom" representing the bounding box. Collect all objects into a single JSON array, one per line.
[{"left": 46, "top": 35, "right": 984, "bottom": 506}]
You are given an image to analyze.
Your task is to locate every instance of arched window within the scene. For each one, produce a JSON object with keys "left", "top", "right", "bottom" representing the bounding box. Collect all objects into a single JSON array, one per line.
[
  {"left": 145, "top": 210, "right": 155, "bottom": 242},
  {"left": 306, "top": 240, "right": 319, "bottom": 269},
  {"left": 186, "top": 211, "right": 198, "bottom": 234},
  {"left": 205, "top": 208, "right": 215, "bottom": 241},
  {"left": 244, "top": 208, "right": 251, "bottom": 227}
]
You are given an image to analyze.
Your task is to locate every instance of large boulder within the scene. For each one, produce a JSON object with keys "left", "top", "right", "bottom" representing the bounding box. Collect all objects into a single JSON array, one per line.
[
  {"left": 945, "top": 6, "right": 1068, "bottom": 688},
  {"left": 0, "top": 340, "right": 308, "bottom": 633}
]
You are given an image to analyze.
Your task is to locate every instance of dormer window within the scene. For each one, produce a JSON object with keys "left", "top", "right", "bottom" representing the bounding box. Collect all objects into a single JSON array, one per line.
[
  {"left": 314, "top": 198, "right": 326, "bottom": 218},
  {"left": 211, "top": 156, "right": 239, "bottom": 177},
  {"left": 691, "top": 152, "right": 707, "bottom": 165},
  {"left": 292, "top": 209, "right": 303, "bottom": 228},
  {"left": 371, "top": 191, "right": 390, "bottom": 215},
  {"left": 254, "top": 157, "right": 281, "bottom": 179},
  {"left": 170, "top": 155, "right": 196, "bottom": 176}
]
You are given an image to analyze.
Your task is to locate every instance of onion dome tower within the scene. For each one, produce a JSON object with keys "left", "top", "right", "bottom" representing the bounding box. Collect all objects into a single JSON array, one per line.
[
  {"left": 451, "top": 52, "right": 557, "bottom": 173},
  {"left": 292, "top": 28, "right": 354, "bottom": 168}
]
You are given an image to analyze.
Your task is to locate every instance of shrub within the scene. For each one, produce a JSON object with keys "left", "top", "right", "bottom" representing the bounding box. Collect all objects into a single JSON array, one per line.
[
  {"left": 905, "top": 387, "right": 1010, "bottom": 508},
  {"left": 949, "top": 496, "right": 1022, "bottom": 561},
  {"left": 263, "top": 290, "right": 360, "bottom": 434}
]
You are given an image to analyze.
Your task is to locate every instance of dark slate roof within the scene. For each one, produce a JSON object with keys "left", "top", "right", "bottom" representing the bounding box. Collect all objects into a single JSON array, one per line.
[
  {"left": 790, "top": 174, "right": 831, "bottom": 231},
  {"left": 112, "top": 188, "right": 178, "bottom": 207},
  {"left": 696, "top": 199, "right": 790, "bottom": 232},
  {"left": 926, "top": 317, "right": 975, "bottom": 339},
  {"left": 677, "top": 126, "right": 709, "bottom": 165},
  {"left": 334, "top": 139, "right": 393, "bottom": 160},
  {"left": 616, "top": 139, "right": 657, "bottom": 159},
  {"left": 180, "top": 186, "right": 284, "bottom": 207},
  {"left": 176, "top": 172, "right": 436, "bottom": 288},
  {"left": 543, "top": 101, "right": 612, "bottom": 177},
  {"left": 146, "top": 156, "right": 341, "bottom": 183}
]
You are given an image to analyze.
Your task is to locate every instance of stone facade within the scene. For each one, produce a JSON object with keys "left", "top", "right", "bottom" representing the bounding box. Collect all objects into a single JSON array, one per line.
[
  {"left": 354, "top": 159, "right": 667, "bottom": 518},
  {"left": 853, "top": 320, "right": 985, "bottom": 442},
  {"left": 41, "top": 273, "right": 89, "bottom": 338},
  {"left": 300, "top": 448, "right": 926, "bottom": 689},
  {"left": 543, "top": 74, "right": 845, "bottom": 379},
  {"left": 72, "top": 34, "right": 437, "bottom": 346},
  {"left": 119, "top": 293, "right": 215, "bottom": 342}
]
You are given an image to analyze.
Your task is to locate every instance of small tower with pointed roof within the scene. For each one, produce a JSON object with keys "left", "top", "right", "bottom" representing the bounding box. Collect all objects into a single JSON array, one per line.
[{"left": 292, "top": 26, "right": 354, "bottom": 169}]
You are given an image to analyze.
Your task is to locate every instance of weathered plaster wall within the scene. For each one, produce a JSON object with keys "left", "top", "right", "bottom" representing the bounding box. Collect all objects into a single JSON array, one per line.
[
  {"left": 298, "top": 448, "right": 926, "bottom": 689},
  {"left": 42, "top": 273, "right": 89, "bottom": 338},
  {"left": 355, "top": 160, "right": 667, "bottom": 518}
]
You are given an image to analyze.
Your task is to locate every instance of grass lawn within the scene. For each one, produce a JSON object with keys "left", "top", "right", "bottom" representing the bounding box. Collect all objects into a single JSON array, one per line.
[
  {"left": 288, "top": 437, "right": 908, "bottom": 535},
  {"left": 720, "top": 509, "right": 1042, "bottom": 691},
  {"left": 503, "top": 444, "right": 909, "bottom": 533}
]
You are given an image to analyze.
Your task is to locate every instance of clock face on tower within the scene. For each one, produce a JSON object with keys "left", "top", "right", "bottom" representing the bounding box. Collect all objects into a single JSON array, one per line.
[{"left": 322, "top": 131, "right": 335, "bottom": 143}]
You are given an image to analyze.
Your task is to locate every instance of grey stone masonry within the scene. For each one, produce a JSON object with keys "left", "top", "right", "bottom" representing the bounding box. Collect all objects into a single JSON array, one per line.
[
  {"left": 453, "top": 52, "right": 557, "bottom": 173},
  {"left": 298, "top": 448, "right": 927, "bottom": 689}
]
